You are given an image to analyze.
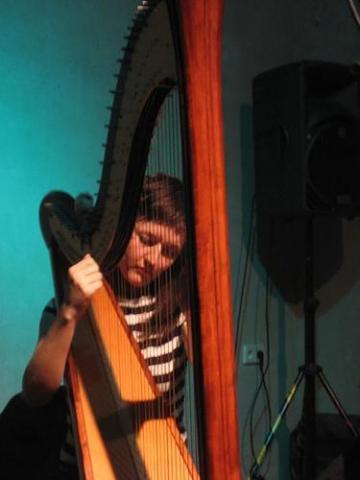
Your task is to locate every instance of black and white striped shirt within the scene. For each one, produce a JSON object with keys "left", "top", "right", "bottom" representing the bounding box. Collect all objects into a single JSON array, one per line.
[{"left": 119, "top": 295, "right": 187, "bottom": 433}]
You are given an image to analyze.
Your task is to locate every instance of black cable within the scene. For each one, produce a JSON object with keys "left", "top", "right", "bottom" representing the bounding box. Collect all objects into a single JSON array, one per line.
[
  {"left": 263, "top": 274, "right": 272, "bottom": 429},
  {"left": 234, "top": 195, "right": 256, "bottom": 363},
  {"left": 234, "top": 199, "right": 273, "bottom": 475},
  {"left": 248, "top": 275, "right": 273, "bottom": 477},
  {"left": 249, "top": 353, "right": 265, "bottom": 461},
  {"left": 259, "top": 354, "right": 272, "bottom": 434},
  {"left": 248, "top": 353, "right": 272, "bottom": 480},
  {"left": 249, "top": 350, "right": 271, "bottom": 465}
]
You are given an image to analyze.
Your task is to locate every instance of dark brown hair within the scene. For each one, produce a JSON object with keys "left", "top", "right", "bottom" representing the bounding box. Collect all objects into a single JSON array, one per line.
[{"left": 137, "top": 173, "right": 186, "bottom": 235}]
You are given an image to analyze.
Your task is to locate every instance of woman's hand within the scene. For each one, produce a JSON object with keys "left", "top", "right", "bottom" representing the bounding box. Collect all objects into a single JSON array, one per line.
[{"left": 63, "top": 254, "right": 103, "bottom": 321}]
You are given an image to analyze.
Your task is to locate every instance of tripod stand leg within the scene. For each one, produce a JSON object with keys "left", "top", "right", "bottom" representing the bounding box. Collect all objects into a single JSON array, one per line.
[
  {"left": 317, "top": 368, "right": 360, "bottom": 439},
  {"left": 247, "top": 369, "right": 305, "bottom": 480}
]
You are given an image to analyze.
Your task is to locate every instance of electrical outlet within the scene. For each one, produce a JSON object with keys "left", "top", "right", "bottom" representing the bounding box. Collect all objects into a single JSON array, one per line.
[{"left": 242, "top": 343, "right": 263, "bottom": 365}]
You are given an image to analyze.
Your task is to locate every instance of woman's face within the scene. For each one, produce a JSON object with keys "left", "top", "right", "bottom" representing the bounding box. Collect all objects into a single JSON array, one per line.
[{"left": 119, "top": 219, "right": 185, "bottom": 287}]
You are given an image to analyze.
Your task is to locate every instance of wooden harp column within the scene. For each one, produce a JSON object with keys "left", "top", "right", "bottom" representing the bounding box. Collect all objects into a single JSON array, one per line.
[
  {"left": 40, "top": 0, "right": 242, "bottom": 479},
  {"left": 173, "top": 1, "right": 242, "bottom": 479}
]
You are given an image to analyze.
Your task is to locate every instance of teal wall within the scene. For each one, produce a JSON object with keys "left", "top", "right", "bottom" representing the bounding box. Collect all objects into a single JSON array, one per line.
[{"left": 0, "top": 0, "right": 137, "bottom": 407}]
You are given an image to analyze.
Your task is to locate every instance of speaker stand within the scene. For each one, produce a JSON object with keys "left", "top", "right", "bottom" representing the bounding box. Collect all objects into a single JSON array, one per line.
[{"left": 248, "top": 217, "right": 359, "bottom": 480}]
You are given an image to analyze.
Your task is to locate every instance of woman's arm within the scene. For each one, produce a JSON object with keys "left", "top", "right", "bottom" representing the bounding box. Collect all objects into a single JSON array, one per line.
[{"left": 22, "top": 254, "right": 103, "bottom": 407}]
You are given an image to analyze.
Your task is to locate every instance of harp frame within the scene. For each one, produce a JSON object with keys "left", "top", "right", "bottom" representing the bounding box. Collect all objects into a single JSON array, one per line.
[{"left": 40, "top": 1, "right": 242, "bottom": 478}]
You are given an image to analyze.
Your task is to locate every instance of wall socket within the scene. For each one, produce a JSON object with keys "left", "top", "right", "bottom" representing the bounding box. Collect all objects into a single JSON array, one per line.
[{"left": 242, "top": 343, "right": 263, "bottom": 365}]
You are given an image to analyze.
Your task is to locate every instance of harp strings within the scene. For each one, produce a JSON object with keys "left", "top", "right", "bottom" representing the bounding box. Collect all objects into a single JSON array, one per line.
[{"left": 101, "top": 88, "right": 199, "bottom": 476}]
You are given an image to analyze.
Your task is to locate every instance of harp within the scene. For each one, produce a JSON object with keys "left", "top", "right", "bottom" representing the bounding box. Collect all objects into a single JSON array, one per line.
[{"left": 40, "top": 0, "right": 242, "bottom": 479}]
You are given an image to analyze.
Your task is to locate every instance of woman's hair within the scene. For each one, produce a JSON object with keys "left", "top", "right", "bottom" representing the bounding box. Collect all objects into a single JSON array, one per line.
[
  {"left": 122, "top": 173, "right": 190, "bottom": 337},
  {"left": 137, "top": 173, "right": 186, "bottom": 236}
]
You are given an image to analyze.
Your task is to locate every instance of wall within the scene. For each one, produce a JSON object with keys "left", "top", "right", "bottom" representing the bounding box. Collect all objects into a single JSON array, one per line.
[
  {"left": 0, "top": 0, "right": 137, "bottom": 407},
  {"left": 222, "top": 1, "right": 360, "bottom": 479}
]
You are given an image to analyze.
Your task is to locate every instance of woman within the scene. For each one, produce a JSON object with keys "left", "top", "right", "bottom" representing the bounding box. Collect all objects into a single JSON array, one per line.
[{"left": 22, "top": 173, "right": 191, "bottom": 478}]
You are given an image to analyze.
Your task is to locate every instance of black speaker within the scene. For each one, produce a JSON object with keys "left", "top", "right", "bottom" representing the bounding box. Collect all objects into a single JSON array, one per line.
[{"left": 253, "top": 61, "right": 360, "bottom": 218}]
